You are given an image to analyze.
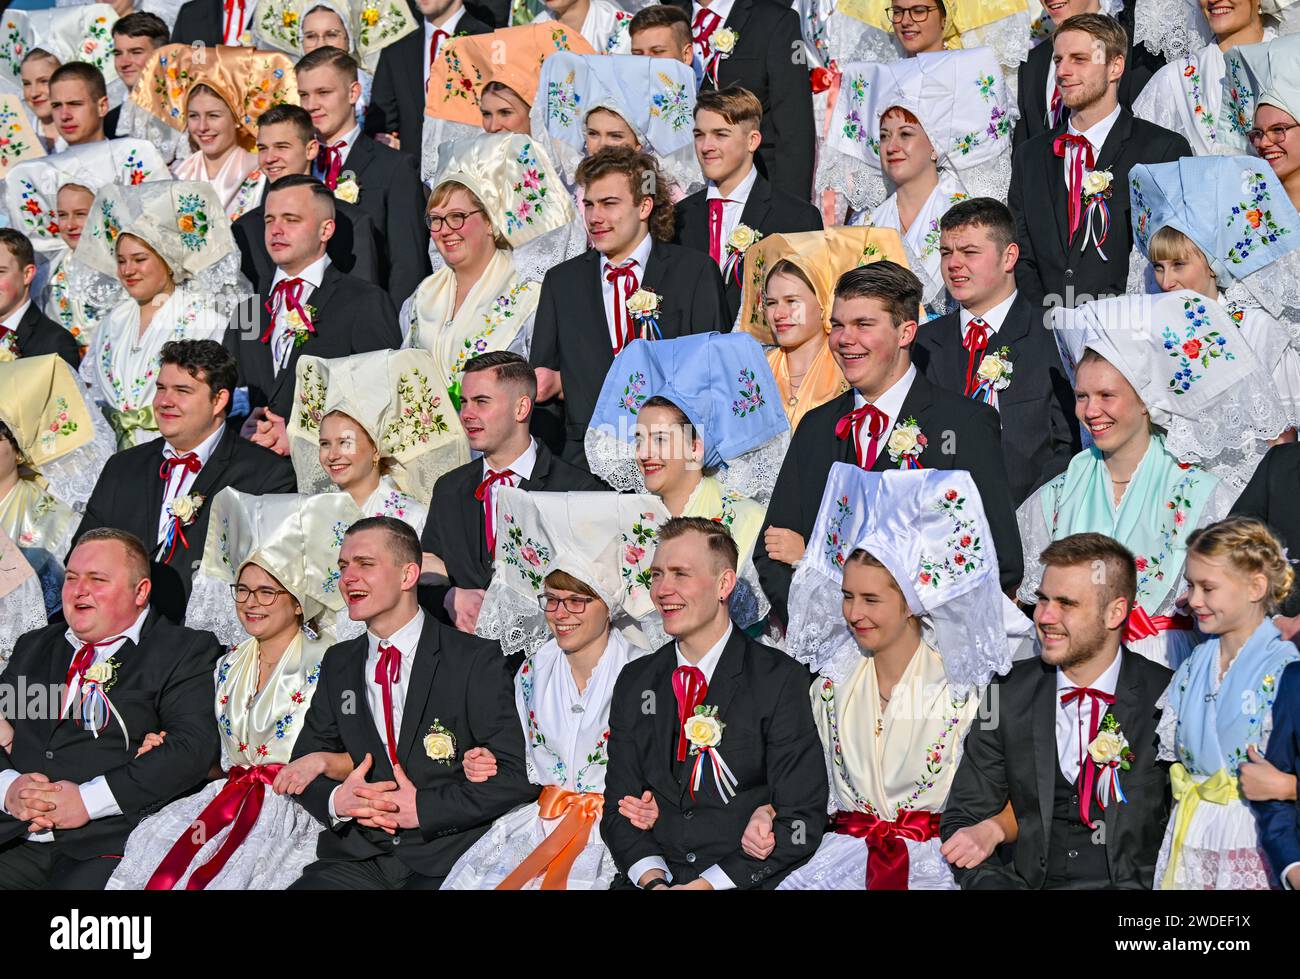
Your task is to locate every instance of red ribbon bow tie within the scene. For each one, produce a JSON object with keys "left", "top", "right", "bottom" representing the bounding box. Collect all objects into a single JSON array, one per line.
[
  {"left": 672, "top": 664, "right": 708, "bottom": 762},
  {"left": 159, "top": 452, "right": 201, "bottom": 481},
  {"left": 1053, "top": 133, "right": 1095, "bottom": 243},
  {"left": 261, "top": 277, "right": 311, "bottom": 344},
  {"left": 836, "top": 403, "right": 888, "bottom": 469},
  {"left": 1060, "top": 685, "right": 1116, "bottom": 829},
  {"left": 962, "top": 318, "right": 989, "bottom": 396},
  {"left": 322, "top": 141, "right": 347, "bottom": 191},
  {"left": 474, "top": 468, "right": 516, "bottom": 556},
  {"left": 604, "top": 260, "right": 640, "bottom": 354}
]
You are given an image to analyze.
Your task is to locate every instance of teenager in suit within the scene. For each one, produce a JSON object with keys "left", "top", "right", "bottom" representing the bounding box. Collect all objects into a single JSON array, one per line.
[
  {"left": 758, "top": 261, "right": 1022, "bottom": 626},
  {"left": 106, "top": 12, "right": 171, "bottom": 141},
  {"left": 602, "top": 517, "right": 827, "bottom": 889},
  {"left": 941, "top": 533, "right": 1173, "bottom": 889},
  {"left": 171, "top": 0, "right": 253, "bottom": 45},
  {"left": 296, "top": 46, "right": 431, "bottom": 306},
  {"left": 233, "top": 104, "right": 381, "bottom": 287},
  {"left": 666, "top": 0, "right": 815, "bottom": 200},
  {"left": 73, "top": 340, "right": 295, "bottom": 622},
  {"left": 228, "top": 175, "right": 401, "bottom": 454},
  {"left": 628, "top": 3, "right": 695, "bottom": 65},
  {"left": 288, "top": 517, "right": 536, "bottom": 889},
  {"left": 0, "top": 529, "right": 222, "bottom": 889},
  {"left": 1246, "top": 659, "right": 1300, "bottom": 890},
  {"left": 0, "top": 230, "right": 80, "bottom": 369},
  {"left": 913, "top": 198, "right": 1078, "bottom": 505},
  {"left": 421, "top": 352, "right": 603, "bottom": 632},
  {"left": 531, "top": 147, "right": 729, "bottom": 467},
  {"left": 366, "top": 0, "right": 493, "bottom": 160},
  {"left": 673, "top": 86, "right": 822, "bottom": 324},
  {"left": 1009, "top": 13, "right": 1191, "bottom": 311}
]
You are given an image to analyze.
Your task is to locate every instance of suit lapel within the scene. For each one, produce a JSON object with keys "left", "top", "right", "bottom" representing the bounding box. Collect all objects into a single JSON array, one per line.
[
  {"left": 190, "top": 428, "right": 236, "bottom": 502},
  {"left": 346, "top": 636, "right": 390, "bottom": 769},
  {"left": 1032, "top": 663, "right": 1058, "bottom": 851},
  {"left": 676, "top": 629, "right": 746, "bottom": 800},
  {"left": 580, "top": 250, "right": 613, "bottom": 354},
  {"left": 345, "top": 134, "right": 377, "bottom": 186},
  {"left": 679, "top": 195, "right": 710, "bottom": 253},
  {"left": 142, "top": 439, "right": 168, "bottom": 546},
  {"left": 14, "top": 304, "right": 42, "bottom": 351},
  {"left": 268, "top": 265, "right": 342, "bottom": 409},
  {"left": 518, "top": 442, "right": 554, "bottom": 491},
  {"left": 396, "top": 619, "right": 440, "bottom": 765},
  {"left": 1102, "top": 650, "right": 1145, "bottom": 875},
  {"left": 995, "top": 295, "right": 1033, "bottom": 350},
  {"left": 1046, "top": 121, "right": 1071, "bottom": 249},
  {"left": 738, "top": 174, "right": 773, "bottom": 233},
  {"left": 870, "top": 372, "right": 933, "bottom": 472}
]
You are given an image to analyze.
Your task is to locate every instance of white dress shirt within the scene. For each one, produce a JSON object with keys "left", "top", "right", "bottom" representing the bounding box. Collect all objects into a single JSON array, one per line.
[
  {"left": 223, "top": 0, "right": 257, "bottom": 45},
  {"left": 0, "top": 606, "right": 150, "bottom": 840},
  {"left": 852, "top": 362, "right": 917, "bottom": 450},
  {"left": 599, "top": 230, "right": 654, "bottom": 347},
  {"left": 269, "top": 253, "right": 331, "bottom": 373},
  {"left": 1055, "top": 649, "right": 1123, "bottom": 784},
  {"left": 1, "top": 297, "right": 31, "bottom": 334},
  {"left": 628, "top": 623, "right": 737, "bottom": 890},
  {"left": 481, "top": 437, "right": 539, "bottom": 519},
  {"left": 690, "top": 0, "right": 737, "bottom": 65},
  {"left": 155, "top": 423, "right": 225, "bottom": 547},
  {"left": 959, "top": 289, "right": 1017, "bottom": 341},
  {"left": 317, "top": 123, "right": 363, "bottom": 176},
  {"left": 1062, "top": 103, "right": 1121, "bottom": 185},
  {"left": 424, "top": 7, "right": 467, "bottom": 89},
  {"left": 705, "top": 164, "right": 757, "bottom": 270}
]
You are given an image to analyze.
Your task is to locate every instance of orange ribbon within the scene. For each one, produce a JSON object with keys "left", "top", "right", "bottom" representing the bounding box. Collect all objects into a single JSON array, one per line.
[{"left": 495, "top": 786, "right": 604, "bottom": 890}]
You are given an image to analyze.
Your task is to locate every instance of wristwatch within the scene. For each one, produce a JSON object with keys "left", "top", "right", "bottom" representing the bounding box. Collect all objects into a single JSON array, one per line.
[{"left": 642, "top": 877, "right": 670, "bottom": 890}]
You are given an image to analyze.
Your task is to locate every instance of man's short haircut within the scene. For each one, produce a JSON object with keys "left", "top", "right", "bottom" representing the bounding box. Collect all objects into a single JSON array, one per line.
[
  {"left": 112, "top": 11, "right": 170, "bottom": 44},
  {"left": 628, "top": 4, "right": 691, "bottom": 48},
  {"left": 576, "top": 146, "right": 674, "bottom": 242},
  {"left": 1055, "top": 12, "right": 1129, "bottom": 64},
  {"left": 694, "top": 86, "right": 762, "bottom": 129},
  {"left": 346, "top": 516, "right": 422, "bottom": 567},
  {"left": 21, "top": 48, "right": 60, "bottom": 69},
  {"left": 50, "top": 61, "right": 108, "bottom": 102},
  {"left": 75, "top": 527, "right": 151, "bottom": 584},
  {"left": 159, "top": 339, "right": 237, "bottom": 410},
  {"left": 266, "top": 172, "right": 336, "bottom": 220},
  {"left": 462, "top": 350, "right": 538, "bottom": 402},
  {"left": 657, "top": 516, "right": 739, "bottom": 574},
  {"left": 0, "top": 229, "right": 36, "bottom": 270},
  {"left": 834, "top": 260, "right": 923, "bottom": 330},
  {"left": 258, "top": 103, "right": 316, "bottom": 144},
  {"left": 939, "top": 197, "right": 1017, "bottom": 252},
  {"left": 1039, "top": 532, "right": 1138, "bottom": 611},
  {"left": 296, "top": 45, "right": 359, "bottom": 85}
]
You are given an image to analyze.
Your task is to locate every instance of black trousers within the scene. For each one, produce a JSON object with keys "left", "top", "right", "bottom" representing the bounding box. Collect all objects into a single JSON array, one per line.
[
  {"left": 0, "top": 839, "right": 120, "bottom": 889},
  {"left": 289, "top": 852, "right": 444, "bottom": 890}
]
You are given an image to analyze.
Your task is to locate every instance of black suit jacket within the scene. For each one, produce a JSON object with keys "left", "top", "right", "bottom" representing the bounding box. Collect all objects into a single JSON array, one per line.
[
  {"left": 71, "top": 427, "right": 297, "bottom": 622},
  {"left": 0, "top": 611, "right": 222, "bottom": 860},
  {"left": 170, "top": 0, "right": 224, "bottom": 45},
  {"left": 672, "top": 173, "right": 823, "bottom": 322},
  {"left": 913, "top": 293, "right": 1078, "bottom": 505},
  {"left": 226, "top": 263, "right": 402, "bottom": 419},
  {"left": 365, "top": 5, "right": 492, "bottom": 161},
  {"left": 104, "top": 104, "right": 120, "bottom": 140},
  {"left": 668, "top": 0, "right": 815, "bottom": 200},
  {"left": 290, "top": 614, "right": 536, "bottom": 880},
  {"left": 1253, "top": 662, "right": 1300, "bottom": 882},
  {"left": 233, "top": 199, "right": 382, "bottom": 289},
  {"left": 757, "top": 373, "right": 1023, "bottom": 624},
  {"left": 940, "top": 653, "right": 1173, "bottom": 889},
  {"left": 1231, "top": 442, "right": 1300, "bottom": 616},
  {"left": 529, "top": 238, "right": 729, "bottom": 464},
  {"left": 14, "top": 301, "right": 80, "bottom": 369},
  {"left": 340, "top": 133, "right": 431, "bottom": 306},
  {"left": 1009, "top": 108, "right": 1191, "bottom": 309},
  {"left": 602, "top": 627, "right": 826, "bottom": 887}
]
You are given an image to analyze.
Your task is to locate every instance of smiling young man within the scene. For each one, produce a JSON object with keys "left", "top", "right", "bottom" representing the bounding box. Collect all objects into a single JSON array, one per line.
[
  {"left": 756, "top": 260, "right": 1021, "bottom": 626},
  {"left": 941, "top": 533, "right": 1173, "bottom": 889},
  {"left": 287, "top": 516, "right": 535, "bottom": 890},
  {"left": 0, "top": 528, "right": 222, "bottom": 889},
  {"left": 73, "top": 340, "right": 296, "bottom": 622},
  {"left": 420, "top": 351, "right": 602, "bottom": 632},
  {"left": 105, "top": 12, "right": 169, "bottom": 138},
  {"left": 601, "top": 517, "right": 826, "bottom": 889},
  {"left": 0, "top": 229, "right": 81, "bottom": 368},
  {"left": 629, "top": 4, "right": 694, "bottom": 64},
  {"left": 672, "top": 87, "right": 822, "bottom": 323},
  {"left": 48, "top": 63, "right": 110, "bottom": 149},
  {"left": 912, "top": 198, "right": 1077, "bottom": 504}
]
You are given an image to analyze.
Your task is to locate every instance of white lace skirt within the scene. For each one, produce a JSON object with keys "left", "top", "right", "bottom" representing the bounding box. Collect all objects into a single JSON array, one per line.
[
  {"left": 777, "top": 832, "right": 957, "bottom": 890},
  {"left": 1153, "top": 786, "right": 1276, "bottom": 890},
  {"left": 105, "top": 779, "right": 323, "bottom": 890},
  {"left": 441, "top": 801, "right": 619, "bottom": 890}
]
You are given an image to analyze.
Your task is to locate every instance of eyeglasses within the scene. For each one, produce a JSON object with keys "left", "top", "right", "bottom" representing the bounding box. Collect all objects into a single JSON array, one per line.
[
  {"left": 1247, "top": 122, "right": 1299, "bottom": 147},
  {"left": 887, "top": 4, "right": 940, "bottom": 23},
  {"left": 231, "top": 584, "right": 290, "bottom": 606},
  {"left": 302, "top": 28, "right": 348, "bottom": 46},
  {"left": 538, "top": 594, "right": 595, "bottom": 614},
  {"left": 425, "top": 208, "right": 483, "bottom": 232}
]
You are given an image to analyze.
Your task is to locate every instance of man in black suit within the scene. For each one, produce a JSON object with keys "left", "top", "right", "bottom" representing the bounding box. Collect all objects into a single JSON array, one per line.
[
  {"left": 289, "top": 517, "right": 535, "bottom": 889},
  {"left": 914, "top": 198, "right": 1077, "bottom": 505},
  {"left": 1013, "top": 0, "right": 1162, "bottom": 148},
  {"left": 1009, "top": 13, "right": 1191, "bottom": 310},
  {"left": 73, "top": 340, "right": 297, "bottom": 623},
  {"left": 531, "top": 147, "right": 728, "bottom": 467},
  {"left": 673, "top": 86, "right": 822, "bottom": 323},
  {"left": 421, "top": 352, "right": 603, "bottom": 632},
  {"left": 664, "top": 0, "right": 814, "bottom": 200},
  {"left": 227, "top": 175, "right": 401, "bottom": 453},
  {"left": 602, "top": 517, "right": 826, "bottom": 889},
  {"left": 171, "top": 0, "right": 253, "bottom": 45},
  {"left": 366, "top": 0, "right": 492, "bottom": 160},
  {"left": 1231, "top": 443, "right": 1300, "bottom": 621},
  {"left": 941, "top": 533, "right": 1172, "bottom": 889},
  {"left": 0, "top": 230, "right": 80, "bottom": 368},
  {"left": 0, "top": 529, "right": 221, "bottom": 888},
  {"left": 297, "top": 46, "right": 431, "bottom": 306},
  {"left": 758, "top": 261, "right": 1022, "bottom": 626},
  {"left": 233, "top": 104, "right": 381, "bottom": 287},
  {"left": 106, "top": 12, "right": 170, "bottom": 140}
]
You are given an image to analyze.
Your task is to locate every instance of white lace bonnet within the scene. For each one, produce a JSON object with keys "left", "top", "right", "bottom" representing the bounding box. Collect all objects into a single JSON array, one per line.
[
  {"left": 1135, "top": 0, "right": 1300, "bottom": 62},
  {"left": 0, "top": 525, "right": 44, "bottom": 666},
  {"left": 251, "top": 0, "right": 418, "bottom": 71},
  {"left": 0, "top": 5, "right": 127, "bottom": 106},
  {"left": 785, "top": 462, "right": 1016, "bottom": 695},
  {"left": 822, "top": 0, "right": 1031, "bottom": 73},
  {"left": 285, "top": 347, "right": 470, "bottom": 502}
]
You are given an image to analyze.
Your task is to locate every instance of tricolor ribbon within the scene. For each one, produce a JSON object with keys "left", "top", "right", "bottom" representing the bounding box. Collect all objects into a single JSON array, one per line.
[
  {"left": 689, "top": 745, "right": 737, "bottom": 803},
  {"left": 158, "top": 514, "right": 191, "bottom": 565},
  {"left": 61, "top": 679, "right": 130, "bottom": 747},
  {"left": 1096, "top": 761, "right": 1128, "bottom": 809},
  {"left": 1080, "top": 197, "right": 1111, "bottom": 261},
  {"left": 722, "top": 250, "right": 744, "bottom": 286},
  {"left": 970, "top": 379, "right": 997, "bottom": 406},
  {"left": 631, "top": 311, "right": 662, "bottom": 342}
]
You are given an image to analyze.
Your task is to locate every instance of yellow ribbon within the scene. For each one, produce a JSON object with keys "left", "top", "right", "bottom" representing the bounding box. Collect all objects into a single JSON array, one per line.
[
  {"left": 105, "top": 405, "right": 157, "bottom": 450},
  {"left": 1161, "top": 763, "right": 1240, "bottom": 890}
]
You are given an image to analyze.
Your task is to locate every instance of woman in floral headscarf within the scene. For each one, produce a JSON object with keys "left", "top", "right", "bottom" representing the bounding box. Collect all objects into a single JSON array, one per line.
[{"left": 1223, "top": 33, "right": 1300, "bottom": 210}]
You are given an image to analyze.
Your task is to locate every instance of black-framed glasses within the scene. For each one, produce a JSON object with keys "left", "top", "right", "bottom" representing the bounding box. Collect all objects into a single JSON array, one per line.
[
  {"left": 231, "top": 584, "right": 290, "bottom": 606},
  {"left": 887, "top": 3, "right": 940, "bottom": 23},
  {"left": 1247, "top": 122, "right": 1299, "bottom": 147},
  {"left": 538, "top": 594, "right": 595, "bottom": 614},
  {"left": 425, "top": 208, "right": 483, "bottom": 232}
]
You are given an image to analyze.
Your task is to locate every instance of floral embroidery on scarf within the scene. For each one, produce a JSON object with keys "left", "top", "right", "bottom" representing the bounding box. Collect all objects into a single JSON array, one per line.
[
  {"left": 0, "top": 100, "right": 35, "bottom": 172},
  {"left": 620, "top": 512, "right": 659, "bottom": 598},
  {"left": 546, "top": 69, "right": 580, "bottom": 127},
  {"left": 1226, "top": 171, "right": 1290, "bottom": 264},
  {"left": 916, "top": 488, "right": 983, "bottom": 587},
  {"left": 504, "top": 142, "right": 549, "bottom": 236},
  {"left": 823, "top": 494, "right": 853, "bottom": 569},
  {"left": 383, "top": 367, "right": 452, "bottom": 452},
  {"left": 500, "top": 511, "right": 551, "bottom": 589},
  {"left": 731, "top": 367, "right": 765, "bottom": 417},
  {"left": 294, "top": 361, "right": 327, "bottom": 431},
  {"left": 650, "top": 72, "right": 692, "bottom": 132},
  {"left": 176, "top": 192, "right": 210, "bottom": 251},
  {"left": 1162, "top": 296, "right": 1234, "bottom": 393}
]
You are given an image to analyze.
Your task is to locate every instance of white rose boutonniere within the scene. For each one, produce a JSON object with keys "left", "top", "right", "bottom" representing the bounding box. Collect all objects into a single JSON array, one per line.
[
  {"left": 1079, "top": 170, "right": 1115, "bottom": 259},
  {"left": 972, "top": 345, "right": 1014, "bottom": 405},
  {"left": 885, "top": 416, "right": 926, "bottom": 469},
  {"left": 1081, "top": 169, "right": 1113, "bottom": 199},
  {"left": 683, "top": 705, "right": 737, "bottom": 802},
  {"left": 334, "top": 177, "right": 360, "bottom": 204},
  {"left": 286, "top": 304, "right": 319, "bottom": 348},
  {"left": 625, "top": 288, "right": 662, "bottom": 341},
  {"left": 0, "top": 346, "right": 15, "bottom": 363},
  {"left": 722, "top": 224, "right": 762, "bottom": 285},
  {"left": 68, "top": 655, "right": 129, "bottom": 743},
  {"left": 711, "top": 27, "right": 737, "bottom": 55},
  {"left": 167, "top": 492, "right": 204, "bottom": 526},
  {"left": 423, "top": 719, "right": 457, "bottom": 764},
  {"left": 84, "top": 658, "right": 119, "bottom": 693},
  {"left": 1087, "top": 712, "right": 1135, "bottom": 815}
]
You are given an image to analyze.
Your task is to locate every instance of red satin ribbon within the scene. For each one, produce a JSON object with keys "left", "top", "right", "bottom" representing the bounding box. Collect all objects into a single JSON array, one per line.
[
  {"left": 162, "top": 516, "right": 190, "bottom": 565},
  {"left": 707, "top": 197, "right": 734, "bottom": 264},
  {"left": 159, "top": 452, "right": 201, "bottom": 482},
  {"left": 260, "top": 277, "right": 311, "bottom": 344},
  {"left": 835, "top": 403, "right": 888, "bottom": 469},
  {"left": 672, "top": 665, "right": 708, "bottom": 762},
  {"left": 223, "top": 0, "right": 247, "bottom": 43},
  {"left": 830, "top": 809, "right": 941, "bottom": 890},
  {"left": 604, "top": 260, "right": 639, "bottom": 354},
  {"left": 1053, "top": 133, "right": 1095, "bottom": 243},
  {"left": 1123, "top": 607, "right": 1193, "bottom": 644},
  {"left": 375, "top": 642, "right": 401, "bottom": 766},
  {"left": 474, "top": 468, "right": 516, "bottom": 556},
  {"left": 691, "top": 7, "right": 722, "bottom": 59},
  {"left": 1059, "top": 685, "right": 1115, "bottom": 829},
  {"left": 321, "top": 141, "right": 347, "bottom": 190},
  {"left": 962, "top": 318, "right": 989, "bottom": 396},
  {"left": 145, "top": 764, "right": 283, "bottom": 890}
]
